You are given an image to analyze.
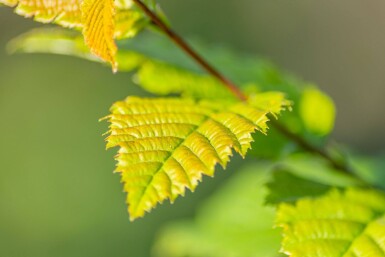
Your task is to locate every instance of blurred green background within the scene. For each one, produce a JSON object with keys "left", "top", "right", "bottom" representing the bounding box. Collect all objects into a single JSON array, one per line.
[{"left": 0, "top": 1, "right": 384, "bottom": 256}]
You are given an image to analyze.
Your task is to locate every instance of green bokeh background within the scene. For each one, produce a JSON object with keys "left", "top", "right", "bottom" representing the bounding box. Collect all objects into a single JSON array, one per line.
[{"left": 0, "top": 1, "right": 384, "bottom": 256}]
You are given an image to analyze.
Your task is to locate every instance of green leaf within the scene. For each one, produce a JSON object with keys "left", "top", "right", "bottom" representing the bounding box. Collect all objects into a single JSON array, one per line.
[
  {"left": 265, "top": 154, "right": 366, "bottom": 206},
  {"left": 276, "top": 188, "right": 385, "bottom": 257},
  {"left": 299, "top": 86, "right": 336, "bottom": 136},
  {"left": 137, "top": 61, "right": 236, "bottom": 100},
  {"left": 351, "top": 154, "right": 385, "bottom": 191},
  {"left": 265, "top": 169, "right": 331, "bottom": 205},
  {"left": 7, "top": 28, "right": 98, "bottom": 60},
  {"left": 103, "top": 96, "right": 287, "bottom": 220},
  {"left": 277, "top": 154, "right": 363, "bottom": 188},
  {"left": 153, "top": 164, "right": 283, "bottom": 257}
]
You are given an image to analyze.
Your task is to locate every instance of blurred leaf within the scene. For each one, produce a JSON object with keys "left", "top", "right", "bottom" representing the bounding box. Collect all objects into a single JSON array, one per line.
[
  {"left": 277, "top": 154, "right": 363, "bottom": 188},
  {"left": 153, "top": 164, "right": 283, "bottom": 257},
  {"left": 265, "top": 153, "right": 366, "bottom": 206},
  {"left": 265, "top": 169, "right": 331, "bottom": 205},
  {"left": 276, "top": 188, "right": 385, "bottom": 257},
  {"left": 7, "top": 28, "right": 98, "bottom": 60},
  {"left": 136, "top": 61, "right": 236, "bottom": 100},
  {"left": 104, "top": 96, "right": 288, "bottom": 220},
  {"left": 299, "top": 86, "right": 336, "bottom": 136},
  {"left": 249, "top": 126, "right": 294, "bottom": 159},
  {"left": 351, "top": 154, "right": 385, "bottom": 190}
]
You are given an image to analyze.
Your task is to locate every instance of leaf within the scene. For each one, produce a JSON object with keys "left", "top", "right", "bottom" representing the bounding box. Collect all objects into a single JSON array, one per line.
[
  {"left": 277, "top": 154, "right": 363, "bottom": 188},
  {"left": 7, "top": 29, "right": 96, "bottom": 60},
  {"left": 137, "top": 61, "right": 237, "bottom": 100},
  {"left": 153, "top": 164, "right": 283, "bottom": 257},
  {"left": 299, "top": 86, "right": 336, "bottom": 136},
  {"left": 104, "top": 96, "right": 287, "bottom": 220},
  {"left": 351, "top": 154, "right": 385, "bottom": 191},
  {"left": 1, "top": 0, "right": 150, "bottom": 69},
  {"left": 265, "top": 169, "right": 331, "bottom": 205},
  {"left": 1, "top": 0, "right": 83, "bottom": 27},
  {"left": 81, "top": 0, "right": 117, "bottom": 70},
  {"left": 265, "top": 153, "right": 365, "bottom": 206},
  {"left": 276, "top": 188, "right": 385, "bottom": 257}
]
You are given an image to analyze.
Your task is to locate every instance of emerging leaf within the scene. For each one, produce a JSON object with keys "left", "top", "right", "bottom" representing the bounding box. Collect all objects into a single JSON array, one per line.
[
  {"left": 104, "top": 96, "right": 287, "bottom": 220},
  {"left": 81, "top": 0, "right": 117, "bottom": 70},
  {"left": 276, "top": 188, "right": 385, "bottom": 257}
]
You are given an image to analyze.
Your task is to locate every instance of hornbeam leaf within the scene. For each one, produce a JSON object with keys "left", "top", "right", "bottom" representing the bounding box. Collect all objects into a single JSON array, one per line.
[
  {"left": 104, "top": 96, "right": 286, "bottom": 220},
  {"left": 276, "top": 188, "right": 385, "bottom": 257},
  {"left": 81, "top": 0, "right": 117, "bottom": 70},
  {"left": 1, "top": 0, "right": 83, "bottom": 27},
  {"left": 1, "top": 0, "right": 149, "bottom": 69}
]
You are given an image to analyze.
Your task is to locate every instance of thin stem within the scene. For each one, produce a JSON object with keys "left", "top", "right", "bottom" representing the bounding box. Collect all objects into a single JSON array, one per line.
[
  {"left": 132, "top": 0, "right": 353, "bottom": 175},
  {"left": 132, "top": 0, "right": 246, "bottom": 101},
  {"left": 269, "top": 119, "right": 351, "bottom": 173}
]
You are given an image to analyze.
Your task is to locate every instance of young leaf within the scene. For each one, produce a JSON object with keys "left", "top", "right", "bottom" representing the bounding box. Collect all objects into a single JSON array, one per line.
[
  {"left": 81, "top": 0, "right": 117, "bottom": 70},
  {"left": 276, "top": 188, "right": 385, "bottom": 257},
  {"left": 1, "top": 0, "right": 83, "bottom": 27},
  {"left": 1, "top": 1, "right": 150, "bottom": 69},
  {"left": 265, "top": 169, "right": 331, "bottom": 205},
  {"left": 104, "top": 96, "right": 287, "bottom": 220}
]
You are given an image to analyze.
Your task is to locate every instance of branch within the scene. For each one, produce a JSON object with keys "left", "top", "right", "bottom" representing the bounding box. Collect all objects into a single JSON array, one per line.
[
  {"left": 132, "top": 0, "right": 353, "bottom": 176},
  {"left": 132, "top": 0, "right": 246, "bottom": 101},
  {"left": 269, "top": 119, "right": 351, "bottom": 173}
]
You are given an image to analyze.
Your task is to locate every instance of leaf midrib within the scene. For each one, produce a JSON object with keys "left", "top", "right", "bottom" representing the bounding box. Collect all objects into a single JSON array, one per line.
[{"left": 131, "top": 114, "right": 211, "bottom": 217}]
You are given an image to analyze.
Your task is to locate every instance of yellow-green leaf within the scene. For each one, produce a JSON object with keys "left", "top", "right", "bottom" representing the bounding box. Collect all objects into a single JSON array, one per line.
[
  {"left": 276, "top": 188, "right": 385, "bottom": 257},
  {"left": 104, "top": 96, "right": 286, "bottom": 220},
  {"left": 299, "top": 86, "right": 336, "bottom": 135},
  {"left": 1, "top": 0, "right": 149, "bottom": 69},
  {"left": 137, "top": 61, "right": 237, "bottom": 100},
  {"left": 1, "top": 0, "right": 83, "bottom": 27},
  {"left": 81, "top": 0, "right": 117, "bottom": 70}
]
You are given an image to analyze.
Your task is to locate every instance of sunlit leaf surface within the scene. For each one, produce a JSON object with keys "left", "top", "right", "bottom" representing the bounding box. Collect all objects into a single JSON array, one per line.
[
  {"left": 0, "top": 0, "right": 83, "bottom": 27},
  {"left": 104, "top": 96, "right": 287, "bottom": 220},
  {"left": 81, "top": 0, "right": 117, "bottom": 70},
  {"left": 1, "top": 0, "right": 148, "bottom": 68},
  {"left": 276, "top": 188, "right": 385, "bottom": 257}
]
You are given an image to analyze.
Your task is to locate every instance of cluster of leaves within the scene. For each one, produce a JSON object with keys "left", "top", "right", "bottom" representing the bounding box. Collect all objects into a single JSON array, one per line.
[
  {"left": 154, "top": 155, "right": 385, "bottom": 257},
  {"left": 7, "top": 27, "right": 292, "bottom": 220},
  {"left": 1, "top": 0, "right": 159, "bottom": 69},
  {"left": 2, "top": 1, "right": 385, "bottom": 256}
]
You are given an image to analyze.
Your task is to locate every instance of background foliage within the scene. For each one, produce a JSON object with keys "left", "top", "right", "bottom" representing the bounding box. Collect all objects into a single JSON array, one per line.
[{"left": 0, "top": 1, "right": 384, "bottom": 256}]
